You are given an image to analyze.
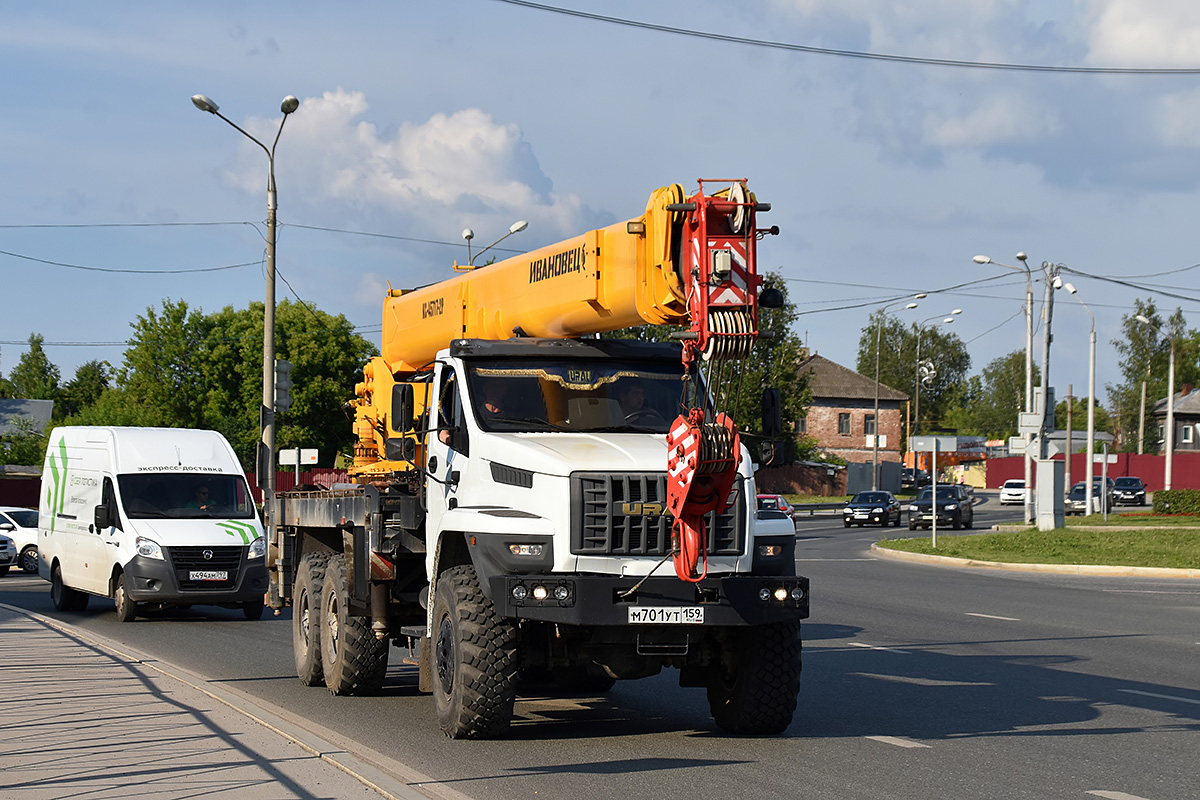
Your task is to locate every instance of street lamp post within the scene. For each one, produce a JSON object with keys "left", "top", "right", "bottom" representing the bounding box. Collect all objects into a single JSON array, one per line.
[
  {"left": 913, "top": 310, "right": 963, "bottom": 436},
  {"left": 192, "top": 93, "right": 299, "bottom": 509},
  {"left": 872, "top": 295, "right": 924, "bottom": 489},
  {"left": 1061, "top": 283, "right": 1096, "bottom": 514},
  {"left": 974, "top": 253, "right": 1034, "bottom": 523},
  {"left": 1136, "top": 314, "right": 1176, "bottom": 491}
]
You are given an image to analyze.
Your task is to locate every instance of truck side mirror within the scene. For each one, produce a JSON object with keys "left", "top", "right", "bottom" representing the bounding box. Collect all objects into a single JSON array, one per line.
[
  {"left": 761, "top": 387, "right": 782, "bottom": 438},
  {"left": 94, "top": 504, "right": 112, "bottom": 531},
  {"left": 392, "top": 384, "right": 415, "bottom": 433}
]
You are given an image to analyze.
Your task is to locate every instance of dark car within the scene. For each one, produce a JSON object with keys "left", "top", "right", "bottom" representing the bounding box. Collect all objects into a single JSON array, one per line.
[
  {"left": 1112, "top": 476, "right": 1147, "bottom": 506},
  {"left": 901, "top": 468, "right": 931, "bottom": 490},
  {"left": 843, "top": 491, "right": 902, "bottom": 527},
  {"left": 907, "top": 484, "right": 974, "bottom": 530},
  {"left": 1065, "top": 480, "right": 1111, "bottom": 515}
]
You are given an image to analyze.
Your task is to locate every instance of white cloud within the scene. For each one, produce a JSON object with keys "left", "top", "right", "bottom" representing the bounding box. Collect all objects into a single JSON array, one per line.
[
  {"left": 226, "top": 89, "right": 586, "bottom": 237},
  {"left": 1156, "top": 88, "right": 1200, "bottom": 147},
  {"left": 924, "top": 94, "right": 1060, "bottom": 148},
  {"left": 1082, "top": 0, "right": 1200, "bottom": 66}
]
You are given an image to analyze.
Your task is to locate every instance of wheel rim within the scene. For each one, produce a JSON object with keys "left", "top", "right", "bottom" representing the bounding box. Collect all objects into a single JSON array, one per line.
[
  {"left": 20, "top": 548, "right": 37, "bottom": 573},
  {"left": 325, "top": 590, "right": 340, "bottom": 658},
  {"left": 298, "top": 588, "right": 312, "bottom": 647},
  {"left": 435, "top": 615, "right": 455, "bottom": 695}
]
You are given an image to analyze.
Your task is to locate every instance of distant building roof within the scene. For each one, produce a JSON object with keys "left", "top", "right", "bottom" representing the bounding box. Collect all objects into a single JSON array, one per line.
[
  {"left": 1152, "top": 384, "right": 1200, "bottom": 417},
  {"left": 0, "top": 399, "right": 54, "bottom": 435},
  {"left": 798, "top": 354, "right": 908, "bottom": 403}
]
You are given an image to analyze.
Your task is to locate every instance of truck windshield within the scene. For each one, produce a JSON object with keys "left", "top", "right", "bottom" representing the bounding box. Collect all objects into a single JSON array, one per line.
[
  {"left": 464, "top": 358, "right": 698, "bottom": 433},
  {"left": 117, "top": 473, "right": 257, "bottom": 520}
]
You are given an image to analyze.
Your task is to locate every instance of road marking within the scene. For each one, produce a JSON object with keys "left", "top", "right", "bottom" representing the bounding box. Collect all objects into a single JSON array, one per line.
[
  {"left": 865, "top": 735, "right": 930, "bottom": 749},
  {"left": 965, "top": 612, "right": 1021, "bottom": 621},
  {"left": 1102, "top": 589, "right": 1200, "bottom": 595},
  {"left": 796, "top": 558, "right": 875, "bottom": 561},
  {"left": 1118, "top": 688, "right": 1200, "bottom": 706},
  {"left": 852, "top": 672, "right": 994, "bottom": 687},
  {"left": 848, "top": 642, "right": 911, "bottom": 654},
  {"left": 1087, "top": 791, "right": 1153, "bottom": 800}
]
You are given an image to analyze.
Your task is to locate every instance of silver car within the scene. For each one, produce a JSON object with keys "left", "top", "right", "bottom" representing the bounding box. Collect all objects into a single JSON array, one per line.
[{"left": 0, "top": 533, "right": 17, "bottom": 577}]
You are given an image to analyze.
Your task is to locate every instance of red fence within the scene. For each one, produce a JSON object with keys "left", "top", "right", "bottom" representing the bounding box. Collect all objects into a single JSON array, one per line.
[
  {"left": 985, "top": 452, "right": 1200, "bottom": 492},
  {"left": 247, "top": 469, "right": 350, "bottom": 503}
]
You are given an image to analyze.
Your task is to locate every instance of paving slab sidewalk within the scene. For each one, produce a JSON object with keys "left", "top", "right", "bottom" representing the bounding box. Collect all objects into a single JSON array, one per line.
[{"left": 0, "top": 605, "right": 407, "bottom": 800}]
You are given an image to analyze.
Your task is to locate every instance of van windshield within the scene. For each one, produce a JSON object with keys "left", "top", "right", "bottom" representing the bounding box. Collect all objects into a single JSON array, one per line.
[{"left": 116, "top": 474, "right": 256, "bottom": 520}]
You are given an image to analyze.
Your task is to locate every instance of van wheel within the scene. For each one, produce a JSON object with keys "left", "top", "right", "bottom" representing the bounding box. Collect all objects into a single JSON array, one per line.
[
  {"left": 114, "top": 573, "right": 138, "bottom": 622},
  {"left": 242, "top": 599, "right": 265, "bottom": 621},
  {"left": 432, "top": 564, "right": 518, "bottom": 738},
  {"left": 320, "top": 554, "right": 389, "bottom": 695},
  {"left": 50, "top": 564, "right": 89, "bottom": 612},
  {"left": 20, "top": 546, "right": 38, "bottom": 574},
  {"left": 293, "top": 553, "right": 330, "bottom": 686}
]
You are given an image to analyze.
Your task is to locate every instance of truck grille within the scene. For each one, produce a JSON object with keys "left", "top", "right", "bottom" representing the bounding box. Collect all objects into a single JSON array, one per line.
[
  {"left": 169, "top": 545, "right": 243, "bottom": 591},
  {"left": 570, "top": 472, "right": 745, "bottom": 557}
]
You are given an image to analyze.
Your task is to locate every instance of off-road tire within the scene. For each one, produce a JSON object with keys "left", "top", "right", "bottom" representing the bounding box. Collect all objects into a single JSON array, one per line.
[
  {"left": 320, "top": 554, "right": 388, "bottom": 695},
  {"left": 113, "top": 573, "right": 138, "bottom": 622},
  {"left": 293, "top": 552, "right": 330, "bottom": 686},
  {"left": 432, "top": 564, "right": 518, "bottom": 739},
  {"left": 707, "top": 620, "right": 802, "bottom": 735},
  {"left": 20, "top": 546, "right": 38, "bottom": 574},
  {"left": 50, "top": 563, "right": 89, "bottom": 612}
]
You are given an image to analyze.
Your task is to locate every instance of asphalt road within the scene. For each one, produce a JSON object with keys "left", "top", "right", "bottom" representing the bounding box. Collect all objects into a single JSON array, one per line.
[{"left": 3, "top": 493, "right": 1198, "bottom": 800}]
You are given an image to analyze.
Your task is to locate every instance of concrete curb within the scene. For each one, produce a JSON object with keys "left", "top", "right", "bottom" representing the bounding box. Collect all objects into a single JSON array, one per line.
[
  {"left": 870, "top": 543, "right": 1200, "bottom": 579},
  {"left": 0, "top": 602, "right": 473, "bottom": 800}
]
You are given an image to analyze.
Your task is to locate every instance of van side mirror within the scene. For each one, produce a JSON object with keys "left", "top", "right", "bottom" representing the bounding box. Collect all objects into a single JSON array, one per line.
[
  {"left": 392, "top": 384, "right": 415, "bottom": 433},
  {"left": 94, "top": 504, "right": 112, "bottom": 531}
]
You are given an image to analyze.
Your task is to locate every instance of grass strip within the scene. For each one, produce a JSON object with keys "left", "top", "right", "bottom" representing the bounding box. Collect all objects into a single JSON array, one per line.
[{"left": 877, "top": 528, "right": 1200, "bottom": 569}]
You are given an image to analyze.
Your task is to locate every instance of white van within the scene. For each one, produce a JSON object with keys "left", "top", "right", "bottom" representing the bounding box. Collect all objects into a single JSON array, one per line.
[{"left": 38, "top": 426, "right": 268, "bottom": 621}]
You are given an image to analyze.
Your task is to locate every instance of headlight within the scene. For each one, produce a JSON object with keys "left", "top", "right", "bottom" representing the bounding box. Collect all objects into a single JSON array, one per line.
[
  {"left": 944, "top": 503, "right": 958, "bottom": 510},
  {"left": 843, "top": 507, "right": 852, "bottom": 514},
  {"left": 248, "top": 536, "right": 266, "bottom": 559},
  {"left": 908, "top": 505, "right": 919, "bottom": 512},
  {"left": 135, "top": 536, "right": 164, "bottom": 560}
]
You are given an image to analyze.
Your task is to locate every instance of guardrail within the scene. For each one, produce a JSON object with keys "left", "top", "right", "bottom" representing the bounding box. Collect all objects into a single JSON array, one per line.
[{"left": 792, "top": 502, "right": 845, "bottom": 516}]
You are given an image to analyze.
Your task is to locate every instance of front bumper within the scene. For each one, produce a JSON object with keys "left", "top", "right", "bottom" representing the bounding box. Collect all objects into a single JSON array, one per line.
[
  {"left": 486, "top": 573, "right": 809, "bottom": 626},
  {"left": 125, "top": 554, "right": 268, "bottom": 604},
  {"left": 1113, "top": 493, "right": 1145, "bottom": 505},
  {"left": 845, "top": 509, "right": 890, "bottom": 524}
]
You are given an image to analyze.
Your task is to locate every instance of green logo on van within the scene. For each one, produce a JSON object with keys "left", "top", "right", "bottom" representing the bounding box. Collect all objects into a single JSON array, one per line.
[
  {"left": 45, "top": 437, "right": 69, "bottom": 536},
  {"left": 217, "top": 520, "right": 259, "bottom": 544}
]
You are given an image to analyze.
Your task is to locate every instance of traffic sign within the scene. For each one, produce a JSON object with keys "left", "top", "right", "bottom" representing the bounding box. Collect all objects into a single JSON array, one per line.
[{"left": 909, "top": 436, "right": 958, "bottom": 452}]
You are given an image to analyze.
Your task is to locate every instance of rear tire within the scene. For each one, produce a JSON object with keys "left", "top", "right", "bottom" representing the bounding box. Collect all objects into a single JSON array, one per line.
[
  {"left": 707, "top": 621, "right": 802, "bottom": 735},
  {"left": 20, "top": 546, "right": 38, "bottom": 574},
  {"left": 113, "top": 573, "right": 138, "bottom": 622},
  {"left": 50, "top": 563, "right": 89, "bottom": 612},
  {"left": 432, "top": 564, "right": 518, "bottom": 739},
  {"left": 320, "top": 555, "right": 388, "bottom": 695},
  {"left": 293, "top": 552, "right": 330, "bottom": 686}
]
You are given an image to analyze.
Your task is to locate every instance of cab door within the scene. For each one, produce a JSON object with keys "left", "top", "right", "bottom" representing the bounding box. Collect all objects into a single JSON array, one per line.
[
  {"left": 75, "top": 476, "right": 119, "bottom": 594},
  {"left": 425, "top": 362, "right": 477, "bottom": 530}
]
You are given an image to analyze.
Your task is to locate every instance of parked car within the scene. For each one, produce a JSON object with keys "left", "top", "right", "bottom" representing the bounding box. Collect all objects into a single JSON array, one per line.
[
  {"left": 0, "top": 532, "right": 16, "bottom": 577},
  {"left": 907, "top": 484, "right": 975, "bottom": 530},
  {"left": 1112, "top": 476, "right": 1147, "bottom": 506},
  {"left": 1065, "top": 481, "right": 1111, "bottom": 515},
  {"left": 756, "top": 494, "right": 794, "bottom": 517},
  {"left": 901, "top": 468, "right": 931, "bottom": 490},
  {"left": 999, "top": 479, "right": 1028, "bottom": 505},
  {"left": 0, "top": 506, "right": 39, "bottom": 573},
  {"left": 843, "top": 491, "right": 902, "bottom": 527}
]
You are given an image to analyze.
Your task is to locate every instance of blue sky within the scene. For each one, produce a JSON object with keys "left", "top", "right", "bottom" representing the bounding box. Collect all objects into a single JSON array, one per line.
[{"left": 3, "top": 0, "right": 1199, "bottom": 413}]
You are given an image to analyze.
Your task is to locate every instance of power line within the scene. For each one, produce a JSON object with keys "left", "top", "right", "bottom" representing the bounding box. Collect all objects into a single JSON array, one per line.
[
  {"left": 0, "top": 248, "right": 260, "bottom": 275},
  {"left": 493, "top": 0, "right": 1200, "bottom": 75}
]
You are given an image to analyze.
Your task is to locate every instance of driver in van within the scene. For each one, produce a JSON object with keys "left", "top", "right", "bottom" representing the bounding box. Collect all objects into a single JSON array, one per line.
[{"left": 186, "top": 484, "right": 214, "bottom": 511}]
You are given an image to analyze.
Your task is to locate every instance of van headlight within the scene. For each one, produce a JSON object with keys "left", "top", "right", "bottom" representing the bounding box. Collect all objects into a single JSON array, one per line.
[
  {"left": 135, "top": 536, "right": 164, "bottom": 560},
  {"left": 248, "top": 537, "right": 266, "bottom": 559}
]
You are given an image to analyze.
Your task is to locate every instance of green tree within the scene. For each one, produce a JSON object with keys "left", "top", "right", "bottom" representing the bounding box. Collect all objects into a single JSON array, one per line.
[
  {"left": 7, "top": 333, "right": 61, "bottom": 401},
  {"left": 0, "top": 418, "right": 46, "bottom": 465},
  {"left": 55, "top": 360, "right": 111, "bottom": 421},
  {"left": 943, "top": 350, "right": 1040, "bottom": 439},
  {"left": 1106, "top": 299, "right": 1197, "bottom": 452},
  {"left": 116, "top": 299, "right": 213, "bottom": 428},
  {"left": 857, "top": 311, "right": 971, "bottom": 433}
]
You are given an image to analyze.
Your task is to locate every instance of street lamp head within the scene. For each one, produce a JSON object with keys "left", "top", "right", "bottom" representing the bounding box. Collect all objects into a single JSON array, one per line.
[
  {"left": 972, "top": 255, "right": 991, "bottom": 264},
  {"left": 943, "top": 317, "right": 955, "bottom": 324},
  {"left": 191, "top": 94, "right": 219, "bottom": 114},
  {"left": 914, "top": 293, "right": 927, "bottom": 300},
  {"left": 905, "top": 302, "right": 919, "bottom": 309},
  {"left": 1063, "top": 282, "right": 1078, "bottom": 294},
  {"left": 509, "top": 220, "right": 529, "bottom": 234},
  {"left": 950, "top": 308, "right": 963, "bottom": 315},
  {"left": 462, "top": 228, "right": 475, "bottom": 241},
  {"left": 1135, "top": 314, "right": 1152, "bottom": 325},
  {"left": 1016, "top": 252, "right": 1028, "bottom": 262},
  {"left": 281, "top": 95, "right": 300, "bottom": 115}
]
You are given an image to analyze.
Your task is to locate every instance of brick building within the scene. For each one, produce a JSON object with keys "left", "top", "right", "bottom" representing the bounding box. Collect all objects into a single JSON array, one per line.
[{"left": 798, "top": 354, "right": 908, "bottom": 465}]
